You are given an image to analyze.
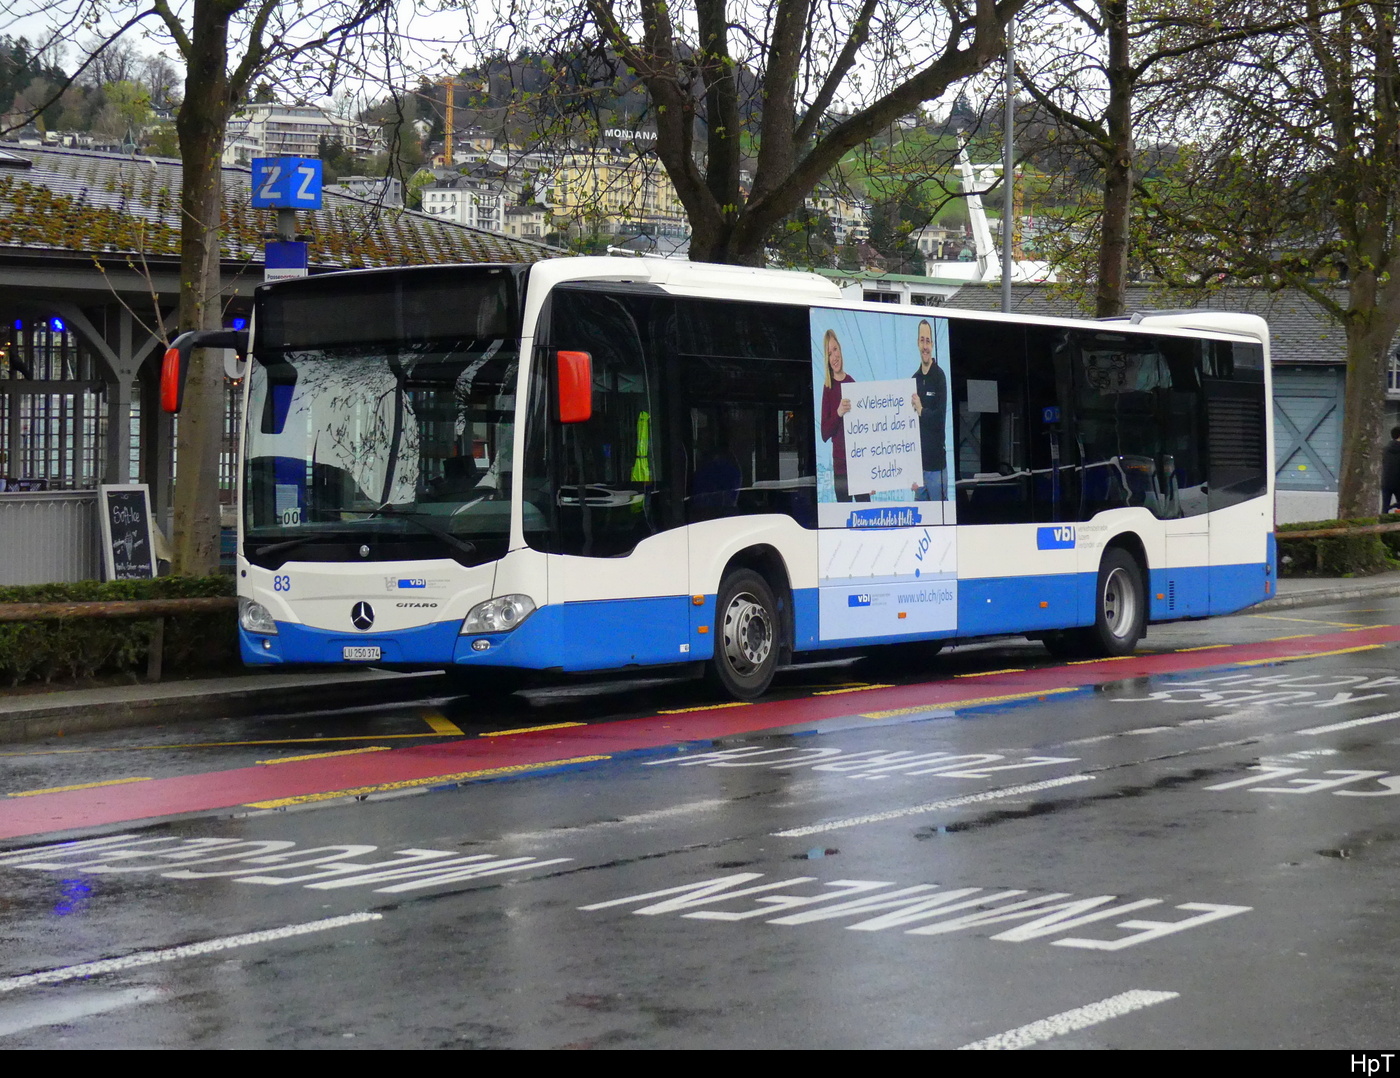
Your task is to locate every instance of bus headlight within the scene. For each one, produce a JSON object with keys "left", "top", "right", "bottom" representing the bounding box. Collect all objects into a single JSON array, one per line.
[
  {"left": 239, "top": 597, "right": 279, "bottom": 635},
  {"left": 461, "top": 594, "right": 536, "bottom": 634}
]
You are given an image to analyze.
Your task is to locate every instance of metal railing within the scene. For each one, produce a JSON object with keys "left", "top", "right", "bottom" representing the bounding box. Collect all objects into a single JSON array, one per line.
[{"left": 0, "top": 490, "right": 101, "bottom": 585}]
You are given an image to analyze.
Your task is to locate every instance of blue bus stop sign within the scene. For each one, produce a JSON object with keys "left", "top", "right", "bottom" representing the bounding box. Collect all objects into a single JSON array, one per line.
[{"left": 251, "top": 157, "right": 323, "bottom": 209}]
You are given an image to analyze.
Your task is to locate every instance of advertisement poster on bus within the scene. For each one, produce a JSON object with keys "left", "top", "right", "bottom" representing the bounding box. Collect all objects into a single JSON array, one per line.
[{"left": 811, "top": 307, "right": 958, "bottom": 642}]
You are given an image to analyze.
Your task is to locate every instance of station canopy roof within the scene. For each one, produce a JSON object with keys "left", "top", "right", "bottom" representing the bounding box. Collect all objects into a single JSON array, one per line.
[{"left": 0, "top": 145, "right": 562, "bottom": 268}]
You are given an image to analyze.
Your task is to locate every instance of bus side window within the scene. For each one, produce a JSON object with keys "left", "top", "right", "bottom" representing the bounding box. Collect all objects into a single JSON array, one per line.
[
  {"left": 539, "top": 288, "right": 667, "bottom": 558},
  {"left": 674, "top": 300, "right": 815, "bottom": 527},
  {"left": 1204, "top": 340, "right": 1267, "bottom": 511},
  {"left": 950, "top": 320, "right": 1032, "bottom": 525},
  {"left": 1071, "top": 332, "right": 1174, "bottom": 519}
]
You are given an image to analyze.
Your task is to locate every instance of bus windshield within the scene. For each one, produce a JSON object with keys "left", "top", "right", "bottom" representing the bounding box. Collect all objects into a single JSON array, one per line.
[{"left": 242, "top": 268, "right": 523, "bottom": 568}]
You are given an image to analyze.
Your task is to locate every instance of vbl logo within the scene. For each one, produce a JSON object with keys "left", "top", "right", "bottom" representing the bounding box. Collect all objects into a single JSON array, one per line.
[
  {"left": 848, "top": 593, "right": 872, "bottom": 607},
  {"left": 1037, "top": 526, "right": 1076, "bottom": 550}
]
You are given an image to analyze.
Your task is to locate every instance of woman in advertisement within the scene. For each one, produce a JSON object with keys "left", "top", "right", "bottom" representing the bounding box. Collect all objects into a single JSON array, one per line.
[{"left": 820, "top": 328, "right": 866, "bottom": 502}]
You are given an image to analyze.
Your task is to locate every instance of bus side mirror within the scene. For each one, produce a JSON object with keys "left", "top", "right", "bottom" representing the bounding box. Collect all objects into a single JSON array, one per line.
[
  {"left": 556, "top": 350, "right": 592, "bottom": 423},
  {"left": 161, "top": 329, "right": 249, "bottom": 413}
]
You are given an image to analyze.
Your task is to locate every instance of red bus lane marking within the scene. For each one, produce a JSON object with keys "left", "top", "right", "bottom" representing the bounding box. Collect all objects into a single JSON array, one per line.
[{"left": 2, "top": 623, "right": 1398, "bottom": 841}]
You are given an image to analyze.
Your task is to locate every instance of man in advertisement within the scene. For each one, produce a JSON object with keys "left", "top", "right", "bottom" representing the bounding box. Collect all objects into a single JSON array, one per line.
[{"left": 911, "top": 319, "right": 948, "bottom": 501}]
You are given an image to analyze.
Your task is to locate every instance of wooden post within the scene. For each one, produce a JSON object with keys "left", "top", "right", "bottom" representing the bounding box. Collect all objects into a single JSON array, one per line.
[{"left": 146, "top": 616, "right": 165, "bottom": 682}]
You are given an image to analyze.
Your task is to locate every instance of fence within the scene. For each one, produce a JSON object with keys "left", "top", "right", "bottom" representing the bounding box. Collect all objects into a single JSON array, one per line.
[{"left": 0, "top": 490, "right": 100, "bottom": 585}]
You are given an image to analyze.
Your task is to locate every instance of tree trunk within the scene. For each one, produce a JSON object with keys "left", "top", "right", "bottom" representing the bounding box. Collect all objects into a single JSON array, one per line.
[
  {"left": 1336, "top": 278, "right": 1398, "bottom": 519},
  {"left": 686, "top": 218, "right": 765, "bottom": 266},
  {"left": 1094, "top": 0, "right": 1132, "bottom": 319},
  {"left": 170, "top": 2, "right": 236, "bottom": 576}
]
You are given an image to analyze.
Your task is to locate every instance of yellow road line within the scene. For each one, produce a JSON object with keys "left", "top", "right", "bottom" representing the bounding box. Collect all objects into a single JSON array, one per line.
[
  {"left": 656, "top": 702, "right": 751, "bottom": 714},
  {"left": 953, "top": 668, "right": 1024, "bottom": 678},
  {"left": 257, "top": 747, "right": 391, "bottom": 765},
  {"left": 1176, "top": 645, "right": 1231, "bottom": 652},
  {"left": 1235, "top": 644, "right": 1384, "bottom": 667},
  {"left": 243, "top": 755, "right": 612, "bottom": 808},
  {"left": 812, "top": 684, "right": 895, "bottom": 696},
  {"left": 0, "top": 734, "right": 458, "bottom": 757},
  {"left": 7, "top": 776, "right": 153, "bottom": 798},
  {"left": 861, "top": 686, "right": 1078, "bottom": 719},
  {"left": 1266, "top": 634, "right": 1316, "bottom": 641},
  {"left": 1065, "top": 656, "right": 1135, "bottom": 665},
  {"left": 480, "top": 722, "right": 588, "bottom": 738},
  {"left": 422, "top": 710, "right": 465, "bottom": 736}
]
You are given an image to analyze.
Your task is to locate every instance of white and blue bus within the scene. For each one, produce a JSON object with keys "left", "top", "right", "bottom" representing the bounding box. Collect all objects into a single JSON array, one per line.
[{"left": 164, "top": 257, "right": 1275, "bottom": 699}]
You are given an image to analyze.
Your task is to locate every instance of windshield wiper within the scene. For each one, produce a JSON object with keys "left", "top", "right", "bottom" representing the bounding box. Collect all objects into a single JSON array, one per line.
[
  {"left": 254, "top": 529, "right": 357, "bottom": 558},
  {"left": 368, "top": 505, "right": 478, "bottom": 558}
]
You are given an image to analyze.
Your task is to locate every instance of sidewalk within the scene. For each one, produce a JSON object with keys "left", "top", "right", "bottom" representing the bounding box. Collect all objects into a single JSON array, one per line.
[
  {"left": 2, "top": 572, "right": 1397, "bottom": 744},
  {"left": 0, "top": 667, "right": 445, "bottom": 744},
  {"left": 1254, "top": 570, "right": 1400, "bottom": 612}
]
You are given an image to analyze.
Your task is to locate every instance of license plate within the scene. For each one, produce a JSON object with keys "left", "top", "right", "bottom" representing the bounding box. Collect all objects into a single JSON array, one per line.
[{"left": 342, "top": 646, "right": 381, "bottom": 661}]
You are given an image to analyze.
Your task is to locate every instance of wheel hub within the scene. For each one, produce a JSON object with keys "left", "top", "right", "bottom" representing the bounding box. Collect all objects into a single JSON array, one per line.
[
  {"left": 1102, "top": 566, "right": 1138, "bottom": 639},
  {"left": 722, "top": 592, "right": 772, "bottom": 673}
]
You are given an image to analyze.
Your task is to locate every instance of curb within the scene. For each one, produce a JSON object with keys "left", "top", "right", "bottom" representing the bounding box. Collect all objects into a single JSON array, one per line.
[
  {"left": 1252, "top": 580, "right": 1400, "bottom": 613},
  {"left": 0, "top": 670, "right": 446, "bottom": 744}
]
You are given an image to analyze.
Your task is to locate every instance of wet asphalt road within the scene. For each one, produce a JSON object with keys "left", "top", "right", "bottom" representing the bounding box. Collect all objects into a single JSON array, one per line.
[{"left": 2, "top": 600, "right": 1400, "bottom": 1048}]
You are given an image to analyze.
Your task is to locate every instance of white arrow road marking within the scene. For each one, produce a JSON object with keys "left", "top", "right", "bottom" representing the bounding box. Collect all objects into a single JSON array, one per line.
[
  {"left": 1298, "top": 709, "right": 1400, "bottom": 736},
  {"left": 958, "top": 989, "right": 1180, "bottom": 1050},
  {"left": 771, "top": 774, "right": 1096, "bottom": 837},
  {"left": 0, "top": 912, "right": 382, "bottom": 993}
]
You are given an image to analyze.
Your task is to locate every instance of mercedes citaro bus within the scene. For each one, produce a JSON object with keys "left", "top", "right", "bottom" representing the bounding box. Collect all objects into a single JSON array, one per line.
[{"left": 162, "top": 257, "right": 1274, "bottom": 699}]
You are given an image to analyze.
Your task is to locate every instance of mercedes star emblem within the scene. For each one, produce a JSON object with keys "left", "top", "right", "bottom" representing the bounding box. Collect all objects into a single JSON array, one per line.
[{"left": 351, "top": 602, "right": 375, "bottom": 631}]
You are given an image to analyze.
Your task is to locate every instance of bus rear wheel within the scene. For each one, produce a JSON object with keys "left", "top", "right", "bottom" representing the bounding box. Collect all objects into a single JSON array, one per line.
[
  {"left": 707, "top": 569, "right": 780, "bottom": 700},
  {"left": 1044, "top": 548, "right": 1145, "bottom": 660}
]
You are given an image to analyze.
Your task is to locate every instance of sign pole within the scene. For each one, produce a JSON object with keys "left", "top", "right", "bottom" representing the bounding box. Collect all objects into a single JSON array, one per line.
[{"left": 251, "top": 156, "right": 323, "bottom": 283}]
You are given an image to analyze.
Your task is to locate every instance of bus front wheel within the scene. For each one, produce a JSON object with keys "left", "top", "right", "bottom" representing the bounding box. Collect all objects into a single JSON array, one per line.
[
  {"left": 1044, "top": 548, "right": 1145, "bottom": 660},
  {"left": 708, "top": 569, "right": 780, "bottom": 700}
]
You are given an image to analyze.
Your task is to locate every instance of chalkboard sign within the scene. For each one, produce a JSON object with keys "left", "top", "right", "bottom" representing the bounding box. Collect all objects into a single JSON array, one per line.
[{"left": 98, "top": 484, "right": 157, "bottom": 580}]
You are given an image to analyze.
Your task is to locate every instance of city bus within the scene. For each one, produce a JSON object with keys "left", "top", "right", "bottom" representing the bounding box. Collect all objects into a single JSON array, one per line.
[{"left": 163, "top": 257, "right": 1275, "bottom": 700}]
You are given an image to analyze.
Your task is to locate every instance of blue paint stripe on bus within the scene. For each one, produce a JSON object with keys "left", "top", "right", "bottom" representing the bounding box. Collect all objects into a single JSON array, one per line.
[
  {"left": 464, "top": 596, "right": 697, "bottom": 671},
  {"left": 243, "top": 595, "right": 700, "bottom": 671},
  {"left": 242, "top": 563, "right": 1270, "bottom": 670},
  {"left": 241, "top": 618, "right": 464, "bottom": 665}
]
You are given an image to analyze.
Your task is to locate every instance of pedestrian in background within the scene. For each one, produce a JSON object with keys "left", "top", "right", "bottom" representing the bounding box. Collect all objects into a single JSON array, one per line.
[{"left": 1383, "top": 426, "right": 1400, "bottom": 513}]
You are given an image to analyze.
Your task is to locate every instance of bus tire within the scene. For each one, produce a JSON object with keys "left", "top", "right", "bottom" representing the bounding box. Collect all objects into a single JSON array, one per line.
[
  {"left": 1089, "top": 547, "right": 1146, "bottom": 655},
  {"left": 1046, "top": 548, "right": 1145, "bottom": 660},
  {"left": 707, "top": 569, "right": 780, "bottom": 700}
]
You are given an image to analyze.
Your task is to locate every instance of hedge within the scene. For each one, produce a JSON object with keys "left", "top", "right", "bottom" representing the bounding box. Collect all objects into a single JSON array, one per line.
[
  {"left": 0, "top": 576, "right": 238, "bottom": 687},
  {"left": 1276, "top": 517, "right": 1400, "bottom": 577}
]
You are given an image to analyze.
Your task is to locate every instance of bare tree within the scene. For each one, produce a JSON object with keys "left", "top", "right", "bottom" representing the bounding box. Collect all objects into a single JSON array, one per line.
[
  {"left": 141, "top": 53, "right": 182, "bottom": 111},
  {"left": 466, "top": 0, "right": 1030, "bottom": 265},
  {"left": 6, "top": 1, "right": 395, "bottom": 574},
  {"left": 1140, "top": 0, "right": 1400, "bottom": 517},
  {"left": 1014, "top": 0, "right": 1299, "bottom": 317}
]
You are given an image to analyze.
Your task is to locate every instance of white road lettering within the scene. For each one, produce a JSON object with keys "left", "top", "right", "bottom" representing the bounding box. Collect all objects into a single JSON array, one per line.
[
  {"left": 0, "top": 836, "right": 571, "bottom": 896},
  {"left": 1116, "top": 671, "right": 1400, "bottom": 711},
  {"left": 1055, "top": 903, "right": 1252, "bottom": 951},
  {"left": 581, "top": 872, "right": 1249, "bottom": 950},
  {"left": 1206, "top": 766, "right": 1400, "bottom": 796}
]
